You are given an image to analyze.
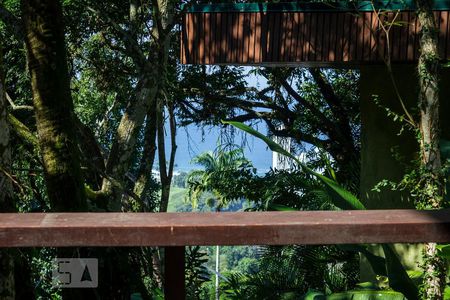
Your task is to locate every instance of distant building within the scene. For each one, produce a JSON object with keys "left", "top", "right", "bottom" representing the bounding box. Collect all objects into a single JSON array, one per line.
[
  {"left": 272, "top": 135, "right": 293, "bottom": 170},
  {"left": 271, "top": 133, "right": 311, "bottom": 171}
]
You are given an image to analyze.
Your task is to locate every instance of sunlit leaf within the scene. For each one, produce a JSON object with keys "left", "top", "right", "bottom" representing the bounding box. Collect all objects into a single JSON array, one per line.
[
  {"left": 223, "top": 120, "right": 365, "bottom": 210},
  {"left": 382, "top": 245, "right": 418, "bottom": 300}
]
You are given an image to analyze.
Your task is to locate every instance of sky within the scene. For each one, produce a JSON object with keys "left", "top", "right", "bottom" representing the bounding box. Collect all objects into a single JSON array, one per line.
[
  {"left": 172, "top": 123, "right": 273, "bottom": 173},
  {"left": 168, "top": 67, "right": 273, "bottom": 173}
]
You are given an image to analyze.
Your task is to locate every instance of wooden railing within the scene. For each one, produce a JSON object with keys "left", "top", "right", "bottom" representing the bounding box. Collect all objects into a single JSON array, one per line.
[{"left": 1, "top": 209, "right": 450, "bottom": 299}]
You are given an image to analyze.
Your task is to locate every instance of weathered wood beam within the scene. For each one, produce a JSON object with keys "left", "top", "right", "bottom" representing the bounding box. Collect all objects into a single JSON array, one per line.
[{"left": 0, "top": 210, "right": 449, "bottom": 247}]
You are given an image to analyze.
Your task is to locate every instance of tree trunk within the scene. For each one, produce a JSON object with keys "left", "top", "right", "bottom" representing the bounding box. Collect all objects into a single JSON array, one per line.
[
  {"left": 0, "top": 42, "right": 15, "bottom": 300},
  {"left": 132, "top": 110, "right": 158, "bottom": 211},
  {"left": 416, "top": 0, "right": 447, "bottom": 298},
  {"left": 21, "top": 0, "right": 87, "bottom": 211},
  {"left": 157, "top": 100, "right": 177, "bottom": 213},
  {"left": 102, "top": 76, "right": 158, "bottom": 210},
  {"left": 21, "top": 2, "right": 98, "bottom": 299}
]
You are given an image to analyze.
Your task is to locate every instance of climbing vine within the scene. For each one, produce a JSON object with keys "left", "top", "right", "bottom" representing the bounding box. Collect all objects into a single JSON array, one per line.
[{"left": 368, "top": 0, "right": 449, "bottom": 297}]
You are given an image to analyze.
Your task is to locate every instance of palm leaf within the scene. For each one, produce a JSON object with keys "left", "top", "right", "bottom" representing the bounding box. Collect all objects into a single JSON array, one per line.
[
  {"left": 224, "top": 121, "right": 419, "bottom": 297},
  {"left": 223, "top": 121, "right": 365, "bottom": 210},
  {"left": 269, "top": 204, "right": 298, "bottom": 211},
  {"left": 382, "top": 244, "right": 418, "bottom": 300},
  {"left": 338, "top": 245, "right": 387, "bottom": 277},
  {"left": 327, "top": 290, "right": 406, "bottom": 300}
]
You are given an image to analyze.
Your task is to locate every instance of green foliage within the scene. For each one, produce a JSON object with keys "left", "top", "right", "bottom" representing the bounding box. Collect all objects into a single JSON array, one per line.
[
  {"left": 445, "top": 286, "right": 450, "bottom": 299},
  {"left": 327, "top": 290, "right": 406, "bottom": 300},
  {"left": 382, "top": 245, "right": 418, "bottom": 300},
  {"left": 301, "top": 283, "right": 407, "bottom": 300},
  {"left": 339, "top": 245, "right": 387, "bottom": 277},
  {"left": 372, "top": 138, "right": 450, "bottom": 209},
  {"left": 303, "top": 291, "right": 327, "bottom": 300},
  {"left": 251, "top": 169, "right": 335, "bottom": 211},
  {"left": 220, "top": 245, "right": 359, "bottom": 299},
  {"left": 226, "top": 121, "right": 421, "bottom": 299},
  {"left": 30, "top": 248, "right": 61, "bottom": 300},
  {"left": 221, "top": 272, "right": 251, "bottom": 299},
  {"left": 437, "top": 244, "right": 450, "bottom": 259},
  {"left": 168, "top": 187, "right": 190, "bottom": 212},
  {"left": 223, "top": 120, "right": 365, "bottom": 210},
  {"left": 185, "top": 246, "right": 211, "bottom": 299},
  {"left": 186, "top": 145, "right": 255, "bottom": 209}
]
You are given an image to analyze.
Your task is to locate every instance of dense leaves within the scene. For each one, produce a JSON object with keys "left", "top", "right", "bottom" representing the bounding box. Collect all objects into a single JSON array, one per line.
[{"left": 0, "top": 0, "right": 440, "bottom": 298}]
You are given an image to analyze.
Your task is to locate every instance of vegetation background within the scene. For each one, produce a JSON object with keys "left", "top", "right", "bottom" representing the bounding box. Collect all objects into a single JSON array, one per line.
[{"left": 0, "top": 0, "right": 448, "bottom": 299}]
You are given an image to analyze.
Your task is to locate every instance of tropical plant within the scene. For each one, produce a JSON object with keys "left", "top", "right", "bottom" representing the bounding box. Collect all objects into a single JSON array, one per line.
[
  {"left": 185, "top": 246, "right": 211, "bottom": 300},
  {"left": 224, "top": 120, "right": 418, "bottom": 300},
  {"left": 186, "top": 144, "right": 255, "bottom": 210},
  {"left": 220, "top": 244, "right": 359, "bottom": 299},
  {"left": 327, "top": 290, "right": 406, "bottom": 300},
  {"left": 179, "top": 67, "right": 361, "bottom": 192},
  {"left": 186, "top": 145, "right": 257, "bottom": 299}
]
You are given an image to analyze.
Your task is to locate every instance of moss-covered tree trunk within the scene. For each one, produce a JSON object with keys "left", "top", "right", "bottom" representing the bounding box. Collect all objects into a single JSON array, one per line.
[
  {"left": 21, "top": 0, "right": 87, "bottom": 211},
  {"left": 22, "top": 1, "right": 93, "bottom": 299},
  {"left": 0, "top": 43, "right": 15, "bottom": 300},
  {"left": 416, "top": 0, "right": 447, "bottom": 298}
]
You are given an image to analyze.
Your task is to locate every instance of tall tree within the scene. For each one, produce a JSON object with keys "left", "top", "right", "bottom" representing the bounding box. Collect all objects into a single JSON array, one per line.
[
  {"left": 21, "top": 0, "right": 87, "bottom": 211},
  {"left": 0, "top": 43, "right": 15, "bottom": 300},
  {"left": 179, "top": 67, "right": 360, "bottom": 192},
  {"left": 416, "top": 0, "right": 447, "bottom": 298},
  {"left": 76, "top": 0, "right": 177, "bottom": 212},
  {"left": 21, "top": 1, "right": 96, "bottom": 298}
]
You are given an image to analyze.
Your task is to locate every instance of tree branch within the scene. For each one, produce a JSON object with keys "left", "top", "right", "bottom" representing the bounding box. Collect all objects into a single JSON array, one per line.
[
  {"left": 309, "top": 68, "right": 354, "bottom": 144},
  {"left": 7, "top": 113, "right": 38, "bottom": 147},
  {"left": 6, "top": 92, "right": 33, "bottom": 111},
  {"left": 280, "top": 79, "right": 335, "bottom": 132},
  {"left": 87, "top": 6, "right": 149, "bottom": 71}
]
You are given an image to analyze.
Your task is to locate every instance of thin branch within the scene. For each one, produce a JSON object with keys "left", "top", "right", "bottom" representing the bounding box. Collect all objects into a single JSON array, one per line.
[
  {"left": 309, "top": 69, "right": 354, "bottom": 142},
  {"left": 7, "top": 113, "right": 38, "bottom": 146},
  {"left": 368, "top": 4, "right": 416, "bottom": 127},
  {"left": 167, "top": 101, "right": 177, "bottom": 182},
  {"left": 99, "top": 31, "right": 129, "bottom": 56},
  {"left": 280, "top": 80, "right": 336, "bottom": 131},
  {"left": 95, "top": 93, "right": 119, "bottom": 137},
  {"left": 265, "top": 119, "right": 329, "bottom": 149},
  {"left": 6, "top": 93, "right": 33, "bottom": 111},
  {"left": 87, "top": 6, "right": 149, "bottom": 71}
]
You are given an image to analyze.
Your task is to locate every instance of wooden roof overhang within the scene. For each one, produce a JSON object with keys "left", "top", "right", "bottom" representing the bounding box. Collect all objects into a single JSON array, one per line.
[{"left": 180, "top": 0, "right": 450, "bottom": 66}]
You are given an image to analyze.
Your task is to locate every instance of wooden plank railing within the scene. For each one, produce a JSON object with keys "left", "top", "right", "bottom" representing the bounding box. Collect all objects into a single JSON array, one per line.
[
  {"left": 1, "top": 210, "right": 450, "bottom": 247},
  {"left": 1, "top": 209, "right": 450, "bottom": 299}
]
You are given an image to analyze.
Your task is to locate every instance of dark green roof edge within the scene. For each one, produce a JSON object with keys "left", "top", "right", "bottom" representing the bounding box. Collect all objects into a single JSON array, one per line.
[{"left": 184, "top": 1, "right": 450, "bottom": 13}]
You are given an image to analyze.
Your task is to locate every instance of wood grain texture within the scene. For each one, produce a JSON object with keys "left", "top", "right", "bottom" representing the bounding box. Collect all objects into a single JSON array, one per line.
[
  {"left": 1, "top": 210, "right": 450, "bottom": 247},
  {"left": 181, "top": 10, "right": 450, "bottom": 65}
]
